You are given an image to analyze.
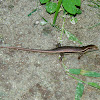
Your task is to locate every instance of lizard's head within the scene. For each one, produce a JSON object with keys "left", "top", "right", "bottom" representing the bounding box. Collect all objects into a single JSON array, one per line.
[{"left": 86, "top": 45, "right": 99, "bottom": 51}]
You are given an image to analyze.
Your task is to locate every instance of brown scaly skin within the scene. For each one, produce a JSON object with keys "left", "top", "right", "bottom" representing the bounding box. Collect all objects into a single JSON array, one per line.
[{"left": 0, "top": 44, "right": 99, "bottom": 60}]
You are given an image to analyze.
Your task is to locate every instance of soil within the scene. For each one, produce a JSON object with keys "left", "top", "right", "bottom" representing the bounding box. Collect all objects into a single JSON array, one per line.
[{"left": 0, "top": 0, "right": 100, "bottom": 100}]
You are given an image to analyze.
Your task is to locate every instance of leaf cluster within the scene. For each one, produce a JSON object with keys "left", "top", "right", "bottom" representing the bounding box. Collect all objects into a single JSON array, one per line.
[{"left": 40, "top": 0, "right": 82, "bottom": 15}]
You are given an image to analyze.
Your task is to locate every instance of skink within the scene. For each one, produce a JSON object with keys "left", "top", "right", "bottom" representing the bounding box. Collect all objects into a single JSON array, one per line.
[{"left": 0, "top": 44, "right": 98, "bottom": 53}]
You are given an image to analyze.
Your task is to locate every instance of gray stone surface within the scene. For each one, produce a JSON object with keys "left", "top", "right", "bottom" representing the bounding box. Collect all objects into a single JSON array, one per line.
[{"left": 0, "top": 0, "right": 100, "bottom": 100}]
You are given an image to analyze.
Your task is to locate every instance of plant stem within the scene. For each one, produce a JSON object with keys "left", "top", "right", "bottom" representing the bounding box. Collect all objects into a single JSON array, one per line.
[
  {"left": 66, "top": 73, "right": 87, "bottom": 84},
  {"left": 60, "top": 16, "right": 65, "bottom": 43},
  {"left": 88, "top": 23, "right": 100, "bottom": 29},
  {"left": 62, "top": 63, "right": 87, "bottom": 84},
  {"left": 53, "top": 0, "right": 62, "bottom": 25}
]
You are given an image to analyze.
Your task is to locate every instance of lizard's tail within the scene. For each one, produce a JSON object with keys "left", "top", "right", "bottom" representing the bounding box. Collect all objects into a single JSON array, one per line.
[{"left": 0, "top": 46, "right": 58, "bottom": 53}]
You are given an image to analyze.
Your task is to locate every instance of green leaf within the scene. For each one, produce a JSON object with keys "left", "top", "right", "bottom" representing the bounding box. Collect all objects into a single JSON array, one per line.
[
  {"left": 40, "top": 0, "right": 50, "bottom": 4},
  {"left": 70, "top": 17, "right": 78, "bottom": 24},
  {"left": 75, "top": 82, "right": 84, "bottom": 100},
  {"left": 62, "top": 0, "right": 81, "bottom": 14},
  {"left": 46, "top": 2, "right": 57, "bottom": 14},
  {"left": 81, "top": 70, "right": 100, "bottom": 77},
  {"left": 74, "top": 0, "right": 81, "bottom": 6},
  {"left": 76, "top": 8, "right": 82, "bottom": 14},
  {"left": 88, "top": 82, "right": 100, "bottom": 89},
  {"left": 28, "top": 8, "right": 37, "bottom": 17},
  {"left": 65, "top": 30, "right": 82, "bottom": 44},
  {"left": 69, "top": 69, "right": 81, "bottom": 75}
]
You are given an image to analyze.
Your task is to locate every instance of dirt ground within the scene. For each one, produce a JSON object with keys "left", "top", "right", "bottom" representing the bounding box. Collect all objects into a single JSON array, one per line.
[{"left": 0, "top": 0, "right": 100, "bottom": 100}]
